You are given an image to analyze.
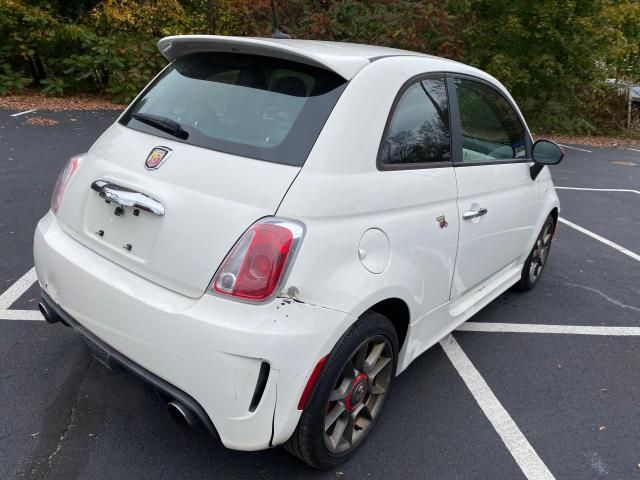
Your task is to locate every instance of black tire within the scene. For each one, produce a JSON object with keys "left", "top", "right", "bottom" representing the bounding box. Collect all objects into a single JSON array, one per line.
[
  {"left": 285, "top": 311, "right": 398, "bottom": 469},
  {"left": 515, "top": 214, "right": 556, "bottom": 291}
]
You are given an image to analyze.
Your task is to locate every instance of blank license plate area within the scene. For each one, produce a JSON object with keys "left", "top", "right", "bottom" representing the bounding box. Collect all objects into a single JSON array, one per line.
[{"left": 84, "top": 193, "right": 162, "bottom": 261}]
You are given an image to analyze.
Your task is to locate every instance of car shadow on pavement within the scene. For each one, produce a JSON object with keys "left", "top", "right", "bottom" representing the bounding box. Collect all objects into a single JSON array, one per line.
[{"left": 24, "top": 342, "right": 521, "bottom": 480}]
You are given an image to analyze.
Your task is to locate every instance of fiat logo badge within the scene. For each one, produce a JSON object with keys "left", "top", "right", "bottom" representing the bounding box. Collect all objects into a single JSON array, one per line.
[{"left": 145, "top": 146, "right": 172, "bottom": 170}]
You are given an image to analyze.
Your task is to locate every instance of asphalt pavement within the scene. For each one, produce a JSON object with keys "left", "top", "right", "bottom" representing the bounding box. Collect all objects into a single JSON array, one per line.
[{"left": 0, "top": 109, "right": 638, "bottom": 479}]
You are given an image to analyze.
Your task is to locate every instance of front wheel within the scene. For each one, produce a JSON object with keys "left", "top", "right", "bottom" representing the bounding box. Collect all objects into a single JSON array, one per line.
[
  {"left": 515, "top": 214, "right": 556, "bottom": 291},
  {"left": 285, "top": 311, "right": 398, "bottom": 469}
]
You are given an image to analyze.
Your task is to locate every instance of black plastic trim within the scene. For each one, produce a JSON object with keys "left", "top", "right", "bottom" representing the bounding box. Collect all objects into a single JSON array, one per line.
[
  {"left": 530, "top": 163, "right": 545, "bottom": 180},
  {"left": 249, "top": 362, "right": 271, "bottom": 412},
  {"left": 380, "top": 160, "right": 453, "bottom": 171},
  {"left": 452, "top": 159, "right": 533, "bottom": 167},
  {"left": 40, "top": 289, "right": 219, "bottom": 439},
  {"left": 446, "top": 75, "right": 463, "bottom": 165}
]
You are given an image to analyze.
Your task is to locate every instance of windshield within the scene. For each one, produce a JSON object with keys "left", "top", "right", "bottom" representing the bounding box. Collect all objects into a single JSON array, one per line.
[{"left": 120, "top": 52, "right": 347, "bottom": 166}]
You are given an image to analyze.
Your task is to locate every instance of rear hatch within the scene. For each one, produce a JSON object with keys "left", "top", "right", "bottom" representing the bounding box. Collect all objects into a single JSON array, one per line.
[{"left": 55, "top": 51, "right": 346, "bottom": 298}]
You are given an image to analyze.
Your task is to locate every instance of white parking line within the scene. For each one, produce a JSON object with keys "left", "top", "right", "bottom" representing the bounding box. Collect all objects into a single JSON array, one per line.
[
  {"left": 556, "top": 186, "right": 640, "bottom": 195},
  {"left": 0, "top": 267, "right": 38, "bottom": 309},
  {"left": 9, "top": 108, "right": 37, "bottom": 117},
  {"left": 557, "top": 144, "right": 592, "bottom": 153},
  {"left": 458, "top": 322, "right": 640, "bottom": 336},
  {"left": 440, "top": 335, "right": 555, "bottom": 480},
  {"left": 559, "top": 217, "right": 640, "bottom": 262},
  {"left": 0, "top": 309, "right": 43, "bottom": 321},
  {"left": 628, "top": 148, "right": 640, "bottom": 153}
]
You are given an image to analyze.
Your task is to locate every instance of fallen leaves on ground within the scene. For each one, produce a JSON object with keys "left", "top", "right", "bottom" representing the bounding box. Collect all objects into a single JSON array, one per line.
[
  {"left": 25, "top": 116, "right": 59, "bottom": 126},
  {"left": 0, "top": 93, "right": 125, "bottom": 111},
  {"left": 537, "top": 134, "right": 640, "bottom": 149}
]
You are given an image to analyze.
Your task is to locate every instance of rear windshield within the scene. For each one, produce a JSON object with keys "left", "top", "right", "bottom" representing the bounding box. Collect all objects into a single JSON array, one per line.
[{"left": 120, "top": 53, "right": 347, "bottom": 167}]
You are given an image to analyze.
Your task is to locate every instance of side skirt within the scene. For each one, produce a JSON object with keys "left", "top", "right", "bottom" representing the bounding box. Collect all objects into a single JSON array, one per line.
[{"left": 396, "top": 262, "right": 522, "bottom": 374}]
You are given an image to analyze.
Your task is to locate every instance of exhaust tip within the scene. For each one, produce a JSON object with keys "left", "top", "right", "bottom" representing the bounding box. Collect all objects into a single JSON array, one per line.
[
  {"left": 168, "top": 400, "right": 198, "bottom": 428},
  {"left": 38, "top": 302, "right": 58, "bottom": 324}
]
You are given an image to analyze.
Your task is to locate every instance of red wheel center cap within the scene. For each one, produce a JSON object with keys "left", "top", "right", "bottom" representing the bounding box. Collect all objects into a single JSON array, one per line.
[{"left": 345, "top": 373, "right": 368, "bottom": 412}]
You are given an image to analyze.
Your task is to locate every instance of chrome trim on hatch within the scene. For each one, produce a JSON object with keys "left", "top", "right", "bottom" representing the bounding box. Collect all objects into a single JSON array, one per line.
[{"left": 90, "top": 180, "right": 165, "bottom": 216}]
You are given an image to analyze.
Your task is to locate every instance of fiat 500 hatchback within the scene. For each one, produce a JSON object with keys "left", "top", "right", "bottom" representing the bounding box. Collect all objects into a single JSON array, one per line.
[{"left": 34, "top": 35, "right": 565, "bottom": 469}]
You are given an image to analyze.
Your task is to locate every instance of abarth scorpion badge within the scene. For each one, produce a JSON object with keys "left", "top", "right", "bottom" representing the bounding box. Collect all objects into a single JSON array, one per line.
[
  {"left": 145, "top": 146, "right": 172, "bottom": 170},
  {"left": 436, "top": 215, "right": 448, "bottom": 229}
]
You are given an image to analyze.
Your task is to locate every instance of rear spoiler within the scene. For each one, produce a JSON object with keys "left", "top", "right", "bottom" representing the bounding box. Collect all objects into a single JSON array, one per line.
[{"left": 157, "top": 35, "right": 369, "bottom": 80}]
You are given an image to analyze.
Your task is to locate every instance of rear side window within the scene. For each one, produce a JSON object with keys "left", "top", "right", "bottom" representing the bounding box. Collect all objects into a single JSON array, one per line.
[
  {"left": 120, "top": 53, "right": 347, "bottom": 167},
  {"left": 379, "top": 77, "right": 451, "bottom": 167},
  {"left": 454, "top": 78, "right": 527, "bottom": 163}
]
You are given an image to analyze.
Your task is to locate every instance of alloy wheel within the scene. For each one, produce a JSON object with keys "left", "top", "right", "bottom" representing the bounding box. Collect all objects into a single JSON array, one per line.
[
  {"left": 323, "top": 336, "right": 393, "bottom": 454},
  {"left": 529, "top": 221, "right": 553, "bottom": 284}
]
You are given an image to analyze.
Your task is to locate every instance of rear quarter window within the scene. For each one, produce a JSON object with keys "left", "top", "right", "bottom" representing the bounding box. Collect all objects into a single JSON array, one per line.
[
  {"left": 120, "top": 53, "right": 347, "bottom": 167},
  {"left": 379, "top": 77, "right": 451, "bottom": 168}
]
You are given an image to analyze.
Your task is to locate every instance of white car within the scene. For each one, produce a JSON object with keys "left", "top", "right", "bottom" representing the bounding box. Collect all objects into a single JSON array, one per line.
[{"left": 34, "top": 35, "right": 564, "bottom": 469}]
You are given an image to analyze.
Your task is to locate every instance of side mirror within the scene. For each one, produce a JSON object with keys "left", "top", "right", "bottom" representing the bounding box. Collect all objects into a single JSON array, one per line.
[
  {"left": 530, "top": 140, "right": 565, "bottom": 180},
  {"left": 532, "top": 139, "right": 565, "bottom": 165}
]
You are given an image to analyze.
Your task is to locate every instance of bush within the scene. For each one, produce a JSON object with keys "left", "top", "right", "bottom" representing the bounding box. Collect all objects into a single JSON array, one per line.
[
  {"left": 0, "top": 65, "right": 32, "bottom": 95},
  {"left": 0, "top": 0, "right": 173, "bottom": 102},
  {"left": 90, "top": 0, "right": 188, "bottom": 36},
  {"left": 0, "top": 0, "right": 62, "bottom": 85},
  {"left": 59, "top": 31, "right": 166, "bottom": 103}
]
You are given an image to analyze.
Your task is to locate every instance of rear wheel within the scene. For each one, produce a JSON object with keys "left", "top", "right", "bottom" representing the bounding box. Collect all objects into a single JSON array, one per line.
[
  {"left": 285, "top": 311, "right": 398, "bottom": 469},
  {"left": 515, "top": 214, "right": 555, "bottom": 291}
]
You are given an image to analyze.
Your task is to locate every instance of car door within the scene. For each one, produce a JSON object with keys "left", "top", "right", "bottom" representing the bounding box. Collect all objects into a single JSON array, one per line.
[{"left": 448, "top": 75, "right": 541, "bottom": 298}]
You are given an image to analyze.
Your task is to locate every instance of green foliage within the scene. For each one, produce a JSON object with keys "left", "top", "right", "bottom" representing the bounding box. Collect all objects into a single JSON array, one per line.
[
  {"left": 40, "top": 77, "right": 66, "bottom": 96},
  {"left": 0, "top": 0, "right": 173, "bottom": 102},
  {"left": 0, "top": 65, "right": 32, "bottom": 95},
  {"left": 105, "top": 40, "right": 166, "bottom": 103},
  {"left": 0, "top": 0, "right": 60, "bottom": 84},
  {"left": 600, "top": 1, "right": 640, "bottom": 81},
  {"left": 89, "top": 0, "right": 189, "bottom": 36},
  {"left": 57, "top": 31, "right": 165, "bottom": 102},
  {"left": 454, "top": 0, "right": 607, "bottom": 133},
  {"left": 299, "top": 0, "right": 458, "bottom": 55}
]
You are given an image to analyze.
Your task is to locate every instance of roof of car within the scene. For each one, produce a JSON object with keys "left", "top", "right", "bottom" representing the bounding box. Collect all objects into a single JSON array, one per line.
[{"left": 158, "top": 35, "right": 457, "bottom": 80}]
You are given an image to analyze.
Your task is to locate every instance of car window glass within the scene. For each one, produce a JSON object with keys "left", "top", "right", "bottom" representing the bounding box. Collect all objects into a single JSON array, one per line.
[
  {"left": 454, "top": 78, "right": 526, "bottom": 163},
  {"left": 380, "top": 78, "right": 450, "bottom": 165},
  {"left": 120, "top": 52, "right": 346, "bottom": 167}
]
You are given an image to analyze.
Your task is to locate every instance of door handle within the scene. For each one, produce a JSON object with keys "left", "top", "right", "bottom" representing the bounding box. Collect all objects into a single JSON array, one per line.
[
  {"left": 462, "top": 207, "right": 488, "bottom": 220},
  {"left": 91, "top": 180, "right": 165, "bottom": 216}
]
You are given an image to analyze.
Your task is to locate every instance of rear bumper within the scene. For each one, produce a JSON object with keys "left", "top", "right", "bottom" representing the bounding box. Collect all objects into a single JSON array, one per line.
[
  {"left": 34, "top": 211, "right": 354, "bottom": 450},
  {"left": 40, "top": 289, "right": 219, "bottom": 437}
]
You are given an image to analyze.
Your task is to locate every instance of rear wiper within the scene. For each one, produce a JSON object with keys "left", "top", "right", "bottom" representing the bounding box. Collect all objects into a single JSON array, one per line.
[{"left": 132, "top": 113, "right": 189, "bottom": 140}]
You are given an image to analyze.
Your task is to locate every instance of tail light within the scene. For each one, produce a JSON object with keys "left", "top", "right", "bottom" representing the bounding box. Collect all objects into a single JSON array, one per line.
[
  {"left": 51, "top": 154, "right": 85, "bottom": 214},
  {"left": 210, "top": 218, "right": 304, "bottom": 302}
]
